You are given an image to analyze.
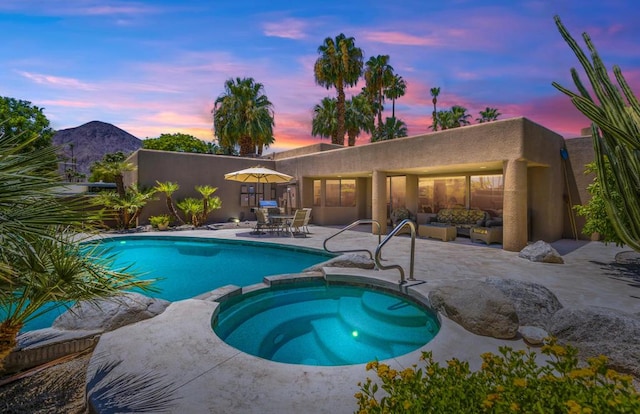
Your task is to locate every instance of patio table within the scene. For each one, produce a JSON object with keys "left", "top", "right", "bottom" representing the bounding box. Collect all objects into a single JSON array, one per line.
[
  {"left": 269, "top": 214, "right": 295, "bottom": 235},
  {"left": 419, "top": 224, "right": 457, "bottom": 242}
]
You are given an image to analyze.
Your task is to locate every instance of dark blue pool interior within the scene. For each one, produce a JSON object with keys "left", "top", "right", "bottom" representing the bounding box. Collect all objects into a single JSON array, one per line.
[
  {"left": 17, "top": 236, "right": 334, "bottom": 331},
  {"left": 213, "top": 281, "right": 440, "bottom": 366}
]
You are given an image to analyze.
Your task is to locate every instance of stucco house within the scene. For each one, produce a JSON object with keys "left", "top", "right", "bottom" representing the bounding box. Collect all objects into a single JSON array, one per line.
[{"left": 125, "top": 117, "right": 595, "bottom": 252}]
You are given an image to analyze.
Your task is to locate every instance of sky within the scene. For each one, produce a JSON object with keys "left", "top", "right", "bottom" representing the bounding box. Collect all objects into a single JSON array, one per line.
[{"left": 2, "top": 1, "right": 640, "bottom": 153}]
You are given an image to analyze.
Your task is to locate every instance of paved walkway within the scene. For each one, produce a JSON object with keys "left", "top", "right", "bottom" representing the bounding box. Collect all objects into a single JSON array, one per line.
[{"left": 86, "top": 227, "right": 639, "bottom": 413}]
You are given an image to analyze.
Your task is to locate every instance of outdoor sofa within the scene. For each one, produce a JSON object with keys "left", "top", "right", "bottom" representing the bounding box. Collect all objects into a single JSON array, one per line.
[{"left": 417, "top": 208, "right": 503, "bottom": 242}]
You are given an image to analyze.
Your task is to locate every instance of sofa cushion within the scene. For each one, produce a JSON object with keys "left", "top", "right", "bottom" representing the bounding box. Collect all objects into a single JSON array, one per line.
[{"left": 436, "top": 208, "right": 486, "bottom": 225}]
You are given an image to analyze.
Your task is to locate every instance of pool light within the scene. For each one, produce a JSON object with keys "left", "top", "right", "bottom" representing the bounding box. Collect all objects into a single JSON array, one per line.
[{"left": 352, "top": 330, "right": 358, "bottom": 337}]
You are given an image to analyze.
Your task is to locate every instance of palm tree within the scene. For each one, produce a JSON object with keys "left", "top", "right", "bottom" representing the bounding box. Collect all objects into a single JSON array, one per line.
[
  {"left": 93, "top": 184, "right": 157, "bottom": 229},
  {"left": 345, "top": 93, "right": 375, "bottom": 146},
  {"left": 314, "top": 33, "right": 364, "bottom": 145},
  {"left": 213, "top": 77, "right": 275, "bottom": 157},
  {"left": 0, "top": 133, "right": 155, "bottom": 364},
  {"left": 154, "top": 181, "right": 185, "bottom": 225},
  {"left": 477, "top": 107, "right": 501, "bottom": 123},
  {"left": 371, "top": 117, "right": 408, "bottom": 141},
  {"left": 384, "top": 74, "right": 407, "bottom": 119},
  {"left": 311, "top": 97, "right": 339, "bottom": 143},
  {"left": 364, "top": 55, "right": 395, "bottom": 129},
  {"left": 177, "top": 198, "right": 203, "bottom": 227},
  {"left": 195, "top": 185, "right": 222, "bottom": 225},
  {"left": 451, "top": 105, "right": 471, "bottom": 127},
  {"left": 91, "top": 157, "right": 136, "bottom": 198},
  {"left": 430, "top": 87, "right": 441, "bottom": 131},
  {"left": 434, "top": 110, "right": 455, "bottom": 130}
]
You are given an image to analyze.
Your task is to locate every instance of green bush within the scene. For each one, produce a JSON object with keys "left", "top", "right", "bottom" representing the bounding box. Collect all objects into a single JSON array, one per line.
[{"left": 355, "top": 340, "right": 639, "bottom": 413}]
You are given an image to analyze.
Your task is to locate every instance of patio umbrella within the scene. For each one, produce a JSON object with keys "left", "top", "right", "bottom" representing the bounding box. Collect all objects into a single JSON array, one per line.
[
  {"left": 225, "top": 166, "right": 293, "bottom": 234},
  {"left": 224, "top": 166, "right": 293, "bottom": 184}
]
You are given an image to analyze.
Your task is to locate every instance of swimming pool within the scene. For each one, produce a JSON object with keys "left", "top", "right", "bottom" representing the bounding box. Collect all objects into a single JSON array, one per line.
[
  {"left": 21, "top": 236, "right": 334, "bottom": 331},
  {"left": 213, "top": 281, "right": 440, "bottom": 366}
]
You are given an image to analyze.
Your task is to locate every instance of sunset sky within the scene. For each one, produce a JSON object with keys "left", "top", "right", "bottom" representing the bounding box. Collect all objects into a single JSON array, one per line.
[{"left": 2, "top": 0, "right": 639, "bottom": 152}]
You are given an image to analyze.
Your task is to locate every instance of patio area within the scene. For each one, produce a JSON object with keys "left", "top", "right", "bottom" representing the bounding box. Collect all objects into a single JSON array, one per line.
[{"left": 82, "top": 225, "right": 638, "bottom": 413}]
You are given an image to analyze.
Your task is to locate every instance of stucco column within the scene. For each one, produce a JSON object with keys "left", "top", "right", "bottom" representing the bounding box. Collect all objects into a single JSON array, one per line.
[
  {"left": 503, "top": 159, "right": 528, "bottom": 251},
  {"left": 372, "top": 170, "right": 387, "bottom": 235},
  {"left": 405, "top": 175, "right": 418, "bottom": 217}
]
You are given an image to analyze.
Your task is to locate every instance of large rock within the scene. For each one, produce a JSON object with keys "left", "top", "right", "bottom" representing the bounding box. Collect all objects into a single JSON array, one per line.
[
  {"left": 303, "top": 253, "right": 375, "bottom": 272},
  {"left": 518, "top": 241, "right": 564, "bottom": 264},
  {"left": 53, "top": 292, "right": 170, "bottom": 332},
  {"left": 429, "top": 281, "right": 519, "bottom": 339},
  {"left": 485, "top": 277, "right": 563, "bottom": 329},
  {"left": 549, "top": 307, "right": 640, "bottom": 377}
]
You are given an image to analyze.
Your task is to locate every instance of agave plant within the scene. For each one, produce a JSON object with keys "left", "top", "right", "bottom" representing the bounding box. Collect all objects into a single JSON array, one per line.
[
  {"left": 552, "top": 15, "right": 640, "bottom": 251},
  {"left": 0, "top": 132, "right": 156, "bottom": 366}
]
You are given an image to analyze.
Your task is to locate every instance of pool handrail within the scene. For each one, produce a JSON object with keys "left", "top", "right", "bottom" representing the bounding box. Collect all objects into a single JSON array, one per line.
[
  {"left": 323, "top": 219, "right": 383, "bottom": 260},
  {"left": 374, "top": 219, "right": 416, "bottom": 284}
]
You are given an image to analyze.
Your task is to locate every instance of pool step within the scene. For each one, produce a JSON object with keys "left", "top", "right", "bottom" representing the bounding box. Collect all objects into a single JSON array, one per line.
[
  {"left": 218, "top": 299, "right": 337, "bottom": 355},
  {"left": 360, "top": 291, "right": 429, "bottom": 326},
  {"left": 216, "top": 286, "right": 340, "bottom": 334},
  {"left": 338, "top": 297, "right": 434, "bottom": 346}
]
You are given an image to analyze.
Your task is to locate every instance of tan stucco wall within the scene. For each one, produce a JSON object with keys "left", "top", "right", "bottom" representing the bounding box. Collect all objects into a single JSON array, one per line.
[
  {"left": 273, "top": 117, "right": 565, "bottom": 250},
  {"left": 124, "top": 117, "right": 587, "bottom": 251},
  {"left": 126, "top": 150, "right": 279, "bottom": 224},
  {"left": 563, "top": 135, "right": 596, "bottom": 239},
  {"left": 269, "top": 142, "right": 344, "bottom": 160}
]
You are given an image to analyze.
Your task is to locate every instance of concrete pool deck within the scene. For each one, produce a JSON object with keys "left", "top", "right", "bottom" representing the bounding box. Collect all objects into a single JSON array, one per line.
[{"left": 86, "top": 227, "right": 639, "bottom": 413}]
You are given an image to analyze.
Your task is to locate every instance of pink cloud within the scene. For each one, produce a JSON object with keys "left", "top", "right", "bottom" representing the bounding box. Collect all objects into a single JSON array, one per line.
[
  {"left": 18, "top": 71, "right": 96, "bottom": 91},
  {"left": 263, "top": 19, "right": 308, "bottom": 39},
  {"left": 39, "top": 99, "right": 96, "bottom": 108},
  {"left": 362, "top": 31, "right": 440, "bottom": 47},
  {"left": 0, "top": 1, "right": 162, "bottom": 16}
]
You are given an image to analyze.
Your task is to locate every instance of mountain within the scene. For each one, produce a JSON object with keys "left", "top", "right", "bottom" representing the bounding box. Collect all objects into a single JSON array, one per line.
[{"left": 52, "top": 121, "right": 143, "bottom": 178}]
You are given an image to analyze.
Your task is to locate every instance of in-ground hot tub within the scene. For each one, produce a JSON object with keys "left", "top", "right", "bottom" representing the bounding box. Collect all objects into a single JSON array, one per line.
[{"left": 212, "top": 281, "right": 440, "bottom": 366}]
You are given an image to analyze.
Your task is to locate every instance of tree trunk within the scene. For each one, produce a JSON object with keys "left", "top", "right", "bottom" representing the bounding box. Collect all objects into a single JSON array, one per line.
[
  {"left": 335, "top": 86, "right": 346, "bottom": 145},
  {"left": 348, "top": 131, "right": 356, "bottom": 146},
  {"left": 166, "top": 196, "right": 185, "bottom": 225},
  {"left": 115, "top": 174, "right": 125, "bottom": 198},
  {"left": 0, "top": 320, "right": 22, "bottom": 368},
  {"left": 239, "top": 136, "right": 254, "bottom": 157}
]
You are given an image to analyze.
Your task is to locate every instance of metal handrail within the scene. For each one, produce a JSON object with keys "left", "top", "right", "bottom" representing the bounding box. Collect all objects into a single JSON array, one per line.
[
  {"left": 374, "top": 219, "right": 416, "bottom": 284},
  {"left": 323, "top": 219, "right": 382, "bottom": 260}
]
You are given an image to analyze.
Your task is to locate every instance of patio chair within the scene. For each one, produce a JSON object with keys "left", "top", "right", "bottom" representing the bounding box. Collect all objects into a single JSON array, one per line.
[
  {"left": 302, "top": 208, "right": 312, "bottom": 234},
  {"left": 253, "top": 208, "right": 275, "bottom": 235},
  {"left": 286, "top": 209, "right": 308, "bottom": 237}
]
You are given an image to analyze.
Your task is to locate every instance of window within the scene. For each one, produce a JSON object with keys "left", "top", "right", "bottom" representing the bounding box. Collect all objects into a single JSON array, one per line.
[
  {"left": 325, "top": 179, "right": 356, "bottom": 207},
  {"left": 470, "top": 174, "right": 503, "bottom": 217},
  {"left": 313, "top": 180, "right": 321, "bottom": 206},
  {"left": 387, "top": 176, "right": 406, "bottom": 211},
  {"left": 240, "top": 184, "right": 263, "bottom": 207},
  {"left": 418, "top": 176, "right": 466, "bottom": 213}
]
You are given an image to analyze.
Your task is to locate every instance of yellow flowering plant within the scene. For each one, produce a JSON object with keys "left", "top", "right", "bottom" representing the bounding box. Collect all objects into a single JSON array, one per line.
[{"left": 355, "top": 339, "right": 639, "bottom": 413}]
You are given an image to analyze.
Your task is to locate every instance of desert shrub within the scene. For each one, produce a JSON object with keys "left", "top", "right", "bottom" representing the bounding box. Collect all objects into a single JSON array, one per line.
[{"left": 355, "top": 340, "right": 639, "bottom": 413}]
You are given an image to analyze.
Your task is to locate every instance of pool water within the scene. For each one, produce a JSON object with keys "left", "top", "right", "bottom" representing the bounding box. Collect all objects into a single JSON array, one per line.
[
  {"left": 20, "top": 236, "right": 333, "bottom": 331},
  {"left": 213, "top": 282, "right": 440, "bottom": 366}
]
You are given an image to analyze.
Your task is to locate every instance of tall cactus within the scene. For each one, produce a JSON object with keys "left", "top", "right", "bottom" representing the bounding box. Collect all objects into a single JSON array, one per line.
[{"left": 552, "top": 15, "right": 640, "bottom": 252}]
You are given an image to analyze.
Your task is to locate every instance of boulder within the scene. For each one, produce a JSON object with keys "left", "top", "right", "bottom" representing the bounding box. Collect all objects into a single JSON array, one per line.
[
  {"left": 485, "top": 278, "right": 563, "bottom": 329},
  {"left": 53, "top": 292, "right": 170, "bottom": 332},
  {"left": 518, "top": 241, "right": 564, "bottom": 264},
  {"left": 428, "top": 280, "right": 519, "bottom": 339},
  {"left": 519, "top": 326, "right": 548, "bottom": 346},
  {"left": 303, "top": 253, "right": 375, "bottom": 272},
  {"left": 549, "top": 307, "right": 640, "bottom": 377}
]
